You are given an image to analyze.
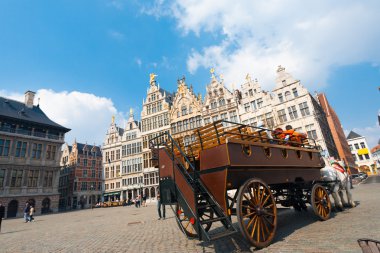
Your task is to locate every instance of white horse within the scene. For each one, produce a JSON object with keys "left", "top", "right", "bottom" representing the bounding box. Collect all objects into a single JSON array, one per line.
[{"left": 320, "top": 157, "right": 355, "bottom": 210}]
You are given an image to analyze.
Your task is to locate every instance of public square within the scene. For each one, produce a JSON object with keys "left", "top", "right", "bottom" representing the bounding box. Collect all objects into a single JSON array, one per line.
[{"left": 1, "top": 176, "right": 379, "bottom": 253}]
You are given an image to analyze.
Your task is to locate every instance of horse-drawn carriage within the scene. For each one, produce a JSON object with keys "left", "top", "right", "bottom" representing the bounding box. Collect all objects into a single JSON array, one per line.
[{"left": 150, "top": 120, "right": 331, "bottom": 249}]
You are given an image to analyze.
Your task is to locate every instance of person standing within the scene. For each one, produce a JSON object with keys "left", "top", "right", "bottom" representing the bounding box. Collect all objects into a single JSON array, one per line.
[
  {"left": 29, "top": 205, "right": 35, "bottom": 222},
  {"left": 23, "top": 202, "right": 30, "bottom": 223},
  {"left": 142, "top": 194, "right": 147, "bottom": 207},
  {"left": 0, "top": 201, "right": 5, "bottom": 232},
  {"left": 157, "top": 194, "right": 165, "bottom": 220}
]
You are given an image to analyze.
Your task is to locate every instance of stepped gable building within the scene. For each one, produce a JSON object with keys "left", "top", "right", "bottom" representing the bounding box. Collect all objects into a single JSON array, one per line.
[
  {"left": 170, "top": 76, "right": 203, "bottom": 144},
  {"left": 202, "top": 71, "right": 240, "bottom": 125},
  {"left": 347, "top": 131, "right": 375, "bottom": 174},
  {"left": 141, "top": 74, "right": 172, "bottom": 199},
  {"left": 317, "top": 93, "right": 356, "bottom": 171},
  {"left": 59, "top": 141, "right": 102, "bottom": 210},
  {"left": 102, "top": 116, "right": 124, "bottom": 201},
  {"left": 239, "top": 74, "right": 274, "bottom": 128},
  {"left": 121, "top": 109, "right": 144, "bottom": 201},
  {"left": 0, "top": 91, "right": 70, "bottom": 218},
  {"left": 271, "top": 66, "right": 338, "bottom": 158}
]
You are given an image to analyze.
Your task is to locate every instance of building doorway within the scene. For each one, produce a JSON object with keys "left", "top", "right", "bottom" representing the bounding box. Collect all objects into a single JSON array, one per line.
[
  {"left": 7, "top": 200, "right": 18, "bottom": 218},
  {"left": 41, "top": 198, "right": 51, "bottom": 214}
]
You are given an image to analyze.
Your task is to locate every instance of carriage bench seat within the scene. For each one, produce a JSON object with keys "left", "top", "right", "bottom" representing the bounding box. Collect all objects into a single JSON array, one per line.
[{"left": 358, "top": 238, "right": 380, "bottom": 253}]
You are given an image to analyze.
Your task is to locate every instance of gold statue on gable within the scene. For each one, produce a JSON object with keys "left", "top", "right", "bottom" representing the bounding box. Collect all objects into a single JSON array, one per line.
[{"left": 150, "top": 73, "right": 157, "bottom": 85}]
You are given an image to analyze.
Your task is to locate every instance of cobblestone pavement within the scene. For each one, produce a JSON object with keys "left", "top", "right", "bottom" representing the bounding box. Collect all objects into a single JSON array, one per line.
[{"left": 1, "top": 177, "right": 379, "bottom": 253}]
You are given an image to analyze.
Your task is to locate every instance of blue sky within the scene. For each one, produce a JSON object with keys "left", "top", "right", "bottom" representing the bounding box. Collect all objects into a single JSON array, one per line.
[{"left": 0, "top": 0, "right": 379, "bottom": 148}]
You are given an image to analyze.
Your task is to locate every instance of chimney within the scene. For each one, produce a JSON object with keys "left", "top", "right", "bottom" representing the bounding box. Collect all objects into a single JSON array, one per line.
[{"left": 24, "top": 91, "right": 36, "bottom": 108}]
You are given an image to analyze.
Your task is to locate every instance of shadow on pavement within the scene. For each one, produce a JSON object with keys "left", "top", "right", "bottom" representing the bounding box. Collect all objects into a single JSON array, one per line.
[
  {"left": 195, "top": 207, "right": 342, "bottom": 253},
  {"left": 1, "top": 229, "right": 29, "bottom": 234}
]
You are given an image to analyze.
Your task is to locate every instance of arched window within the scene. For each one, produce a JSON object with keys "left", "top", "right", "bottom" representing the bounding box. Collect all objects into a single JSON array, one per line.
[
  {"left": 285, "top": 91, "right": 291, "bottom": 101},
  {"left": 219, "top": 98, "right": 225, "bottom": 106}
]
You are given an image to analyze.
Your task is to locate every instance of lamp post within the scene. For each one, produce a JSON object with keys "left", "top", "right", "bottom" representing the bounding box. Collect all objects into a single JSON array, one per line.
[{"left": 90, "top": 183, "right": 94, "bottom": 209}]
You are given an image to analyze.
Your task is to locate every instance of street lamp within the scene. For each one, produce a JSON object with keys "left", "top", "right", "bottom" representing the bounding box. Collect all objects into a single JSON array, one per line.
[{"left": 90, "top": 183, "right": 94, "bottom": 209}]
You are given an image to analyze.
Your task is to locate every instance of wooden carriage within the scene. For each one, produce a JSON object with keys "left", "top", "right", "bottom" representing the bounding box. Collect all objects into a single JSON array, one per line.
[{"left": 150, "top": 120, "right": 331, "bottom": 249}]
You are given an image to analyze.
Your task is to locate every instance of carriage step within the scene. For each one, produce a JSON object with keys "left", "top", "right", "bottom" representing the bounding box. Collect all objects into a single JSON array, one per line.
[
  {"left": 200, "top": 216, "right": 228, "bottom": 224},
  {"left": 197, "top": 203, "right": 216, "bottom": 209},
  {"left": 209, "top": 229, "right": 238, "bottom": 241}
]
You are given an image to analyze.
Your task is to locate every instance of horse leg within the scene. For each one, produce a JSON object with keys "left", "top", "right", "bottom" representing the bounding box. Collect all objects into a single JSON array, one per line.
[
  {"left": 332, "top": 191, "right": 343, "bottom": 210},
  {"left": 345, "top": 181, "right": 356, "bottom": 207},
  {"left": 338, "top": 190, "right": 348, "bottom": 207}
]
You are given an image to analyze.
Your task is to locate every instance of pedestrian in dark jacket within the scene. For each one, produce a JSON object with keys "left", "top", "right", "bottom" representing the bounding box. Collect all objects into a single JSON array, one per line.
[
  {"left": 0, "top": 201, "right": 5, "bottom": 232},
  {"left": 23, "top": 202, "right": 30, "bottom": 223}
]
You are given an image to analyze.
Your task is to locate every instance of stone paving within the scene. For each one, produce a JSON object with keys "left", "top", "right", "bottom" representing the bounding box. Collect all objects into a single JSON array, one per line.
[{"left": 0, "top": 176, "right": 379, "bottom": 253}]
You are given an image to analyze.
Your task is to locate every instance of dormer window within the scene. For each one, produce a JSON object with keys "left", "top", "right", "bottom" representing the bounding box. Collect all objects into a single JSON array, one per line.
[
  {"left": 292, "top": 88, "right": 298, "bottom": 97},
  {"left": 278, "top": 93, "right": 284, "bottom": 103},
  {"left": 282, "top": 80, "right": 287, "bottom": 86}
]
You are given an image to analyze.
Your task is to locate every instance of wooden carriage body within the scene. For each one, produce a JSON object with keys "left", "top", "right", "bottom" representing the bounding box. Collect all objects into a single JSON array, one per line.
[{"left": 152, "top": 120, "right": 329, "bottom": 247}]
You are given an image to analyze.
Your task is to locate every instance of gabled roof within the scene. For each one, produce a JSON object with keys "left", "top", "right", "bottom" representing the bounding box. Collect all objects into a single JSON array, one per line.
[
  {"left": 347, "top": 131, "right": 362, "bottom": 140},
  {"left": 0, "top": 96, "right": 70, "bottom": 132},
  {"left": 76, "top": 143, "right": 102, "bottom": 156}
]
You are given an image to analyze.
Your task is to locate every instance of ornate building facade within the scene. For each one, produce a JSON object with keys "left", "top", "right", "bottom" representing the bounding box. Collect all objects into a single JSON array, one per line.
[
  {"left": 271, "top": 66, "right": 338, "bottom": 158},
  {"left": 202, "top": 71, "right": 240, "bottom": 126},
  {"left": 121, "top": 109, "right": 143, "bottom": 201},
  {"left": 0, "top": 91, "right": 70, "bottom": 218},
  {"left": 239, "top": 75, "right": 274, "bottom": 128},
  {"left": 102, "top": 117, "right": 124, "bottom": 201},
  {"left": 60, "top": 141, "right": 102, "bottom": 209},
  {"left": 141, "top": 75, "right": 172, "bottom": 199},
  {"left": 170, "top": 77, "right": 203, "bottom": 144}
]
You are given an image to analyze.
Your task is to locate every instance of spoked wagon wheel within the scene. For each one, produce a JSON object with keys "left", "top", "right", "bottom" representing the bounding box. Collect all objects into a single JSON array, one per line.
[
  {"left": 311, "top": 184, "right": 331, "bottom": 221},
  {"left": 176, "top": 203, "right": 197, "bottom": 237},
  {"left": 236, "top": 178, "right": 277, "bottom": 249},
  {"left": 175, "top": 201, "right": 214, "bottom": 238}
]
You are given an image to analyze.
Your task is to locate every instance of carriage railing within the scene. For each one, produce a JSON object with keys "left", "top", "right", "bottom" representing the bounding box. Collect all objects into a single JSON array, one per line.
[
  {"left": 150, "top": 131, "right": 198, "bottom": 182},
  {"left": 219, "top": 119, "right": 318, "bottom": 148},
  {"left": 163, "top": 120, "right": 319, "bottom": 162}
]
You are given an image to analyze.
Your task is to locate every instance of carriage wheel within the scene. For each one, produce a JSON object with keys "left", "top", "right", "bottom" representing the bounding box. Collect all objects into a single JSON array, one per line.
[
  {"left": 236, "top": 178, "right": 277, "bottom": 249},
  {"left": 311, "top": 184, "right": 331, "bottom": 221},
  {"left": 175, "top": 203, "right": 197, "bottom": 237}
]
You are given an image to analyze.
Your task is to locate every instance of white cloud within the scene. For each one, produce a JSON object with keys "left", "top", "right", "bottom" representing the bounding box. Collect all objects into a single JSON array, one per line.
[
  {"left": 143, "top": 0, "right": 380, "bottom": 90},
  {"left": 108, "top": 30, "right": 125, "bottom": 40},
  {"left": 135, "top": 58, "right": 142, "bottom": 67},
  {"left": 140, "top": 0, "right": 171, "bottom": 18},
  {"left": 106, "top": 0, "right": 126, "bottom": 10},
  {"left": 0, "top": 89, "right": 126, "bottom": 147}
]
